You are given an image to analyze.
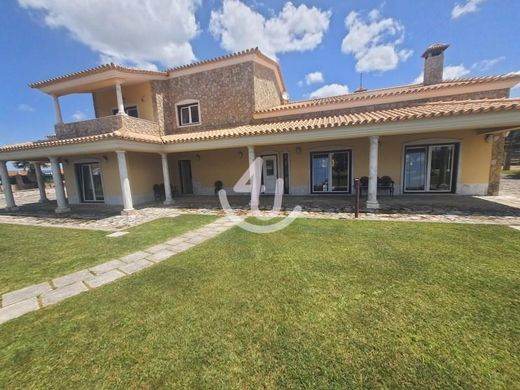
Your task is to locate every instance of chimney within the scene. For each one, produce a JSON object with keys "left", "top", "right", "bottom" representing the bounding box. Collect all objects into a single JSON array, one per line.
[{"left": 421, "top": 43, "right": 449, "bottom": 85}]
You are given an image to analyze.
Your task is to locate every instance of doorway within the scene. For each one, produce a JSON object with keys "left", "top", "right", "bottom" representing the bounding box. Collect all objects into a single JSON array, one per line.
[
  {"left": 404, "top": 143, "right": 458, "bottom": 193},
  {"left": 178, "top": 160, "right": 193, "bottom": 194},
  {"left": 261, "top": 155, "right": 278, "bottom": 194},
  {"left": 76, "top": 162, "right": 104, "bottom": 203}
]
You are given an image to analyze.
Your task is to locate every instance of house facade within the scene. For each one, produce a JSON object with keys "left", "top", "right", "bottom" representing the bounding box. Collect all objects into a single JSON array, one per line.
[{"left": 1, "top": 44, "right": 520, "bottom": 214}]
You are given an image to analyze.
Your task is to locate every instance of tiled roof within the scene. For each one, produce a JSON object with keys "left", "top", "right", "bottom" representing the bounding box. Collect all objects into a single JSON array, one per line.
[
  {"left": 256, "top": 74, "right": 520, "bottom": 114},
  {"left": 164, "top": 99, "right": 520, "bottom": 143},
  {"left": 30, "top": 64, "right": 167, "bottom": 88},
  {"left": 0, "top": 131, "right": 162, "bottom": 152},
  {"left": 2, "top": 99, "right": 519, "bottom": 152},
  {"left": 165, "top": 47, "right": 277, "bottom": 73},
  {"left": 30, "top": 48, "right": 281, "bottom": 89}
]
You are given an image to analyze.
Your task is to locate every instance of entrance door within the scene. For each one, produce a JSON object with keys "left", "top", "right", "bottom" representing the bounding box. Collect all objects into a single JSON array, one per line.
[
  {"left": 77, "top": 163, "right": 104, "bottom": 203},
  {"left": 178, "top": 160, "right": 193, "bottom": 194},
  {"left": 262, "top": 155, "right": 278, "bottom": 194},
  {"left": 404, "top": 144, "right": 456, "bottom": 192}
]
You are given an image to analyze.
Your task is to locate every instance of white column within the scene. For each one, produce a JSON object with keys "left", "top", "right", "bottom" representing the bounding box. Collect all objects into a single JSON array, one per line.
[
  {"left": 0, "top": 161, "right": 17, "bottom": 211},
  {"left": 247, "top": 145, "right": 260, "bottom": 210},
  {"left": 115, "top": 82, "right": 126, "bottom": 115},
  {"left": 161, "top": 153, "right": 173, "bottom": 205},
  {"left": 52, "top": 95, "right": 63, "bottom": 125},
  {"left": 367, "top": 136, "right": 380, "bottom": 209},
  {"left": 49, "top": 157, "right": 70, "bottom": 213},
  {"left": 116, "top": 150, "right": 134, "bottom": 214},
  {"left": 33, "top": 162, "right": 48, "bottom": 203}
]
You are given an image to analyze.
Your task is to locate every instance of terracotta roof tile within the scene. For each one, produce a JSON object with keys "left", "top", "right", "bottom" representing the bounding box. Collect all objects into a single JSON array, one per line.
[
  {"left": 0, "top": 131, "right": 162, "bottom": 152},
  {"left": 2, "top": 99, "right": 519, "bottom": 152},
  {"left": 30, "top": 64, "right": 167, "bottom": 89},
  {"left": 165, "top": 99, "right": 520, "bottom": 143},
  {"left": 256, "top": 74, "right": 520, "bottom": 114}
]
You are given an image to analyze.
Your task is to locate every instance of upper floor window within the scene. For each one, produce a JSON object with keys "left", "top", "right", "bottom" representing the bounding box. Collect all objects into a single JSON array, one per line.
[
  {"left": 176, "top": 101, "right": 200, "bottom": 127},
  {"left": 112, "top": 105, "right": 139, "bottom": 118}
]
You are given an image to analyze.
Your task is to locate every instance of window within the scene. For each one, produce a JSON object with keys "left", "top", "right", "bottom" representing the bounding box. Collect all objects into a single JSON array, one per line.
[
  {"left": 112, "top": 106, "right": 138, "bottom": 118},
  {"left": 311, "top": 151, "right": 351, "bottom": 193},
  {"left": 75, "top": 162, "right": 104, "bottom": 203},
  {"left": 283, "top": 153, "right": 290, "bottom": 195},
  {"left": 403, "top": 144, "right": 458, "bottom": 193},
  {"left": 177, "top": 102, "right": 200, "bottom": 126}
]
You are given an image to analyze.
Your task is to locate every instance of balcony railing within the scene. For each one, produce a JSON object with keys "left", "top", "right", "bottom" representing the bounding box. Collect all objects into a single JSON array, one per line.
[{"left": 54, "top": 115, "right": 161, "bottom": 139}]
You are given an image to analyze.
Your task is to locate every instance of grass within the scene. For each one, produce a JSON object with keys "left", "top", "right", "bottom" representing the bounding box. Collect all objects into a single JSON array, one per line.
[
  {"left": 0, "top": 219, "right": 519, "bottom": 388},
  {"left": 0, "top": 214, "right": 217, "bottom": 294}
]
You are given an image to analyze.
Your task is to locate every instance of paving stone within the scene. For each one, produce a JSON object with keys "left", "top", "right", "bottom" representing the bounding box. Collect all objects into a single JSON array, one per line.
[
  {"left": 2, "top": 282, "right": 52, "bottom": 307},
  {"left": 41, "top": 282, "right": 88, "bottom": 306},
  {"left": 146, "top": 250, "right": 175, "bottom": 263},
  {"left": 120, "top": 251, "right": 149, "bottom": 263},
  {"left": 145, "top": 244, "right": 172, "bottom": 254},
  {"left": 170, "top": 242, "right": 195, "bottom": 252},
  {"left": 185, "top": 236, "right": 209, "bottom": 244},
  {"left": 89, "top": 260, "right": 125, "bottom": 275},
  {"left": 106, "top": 231, "right": 129, "bottom": 238},
  {"left": 165, "top": 237, "right": 188, "bottom": 246},
  {"left": 510, "top": 225, "right": 520, "bottom": 231},
  {"left": 0, "top": 298, "right": 40, "bottom": 325},
  {"left": 85, "top": 270, "right": 126, "bottom": 288},
  {"left": 119, "top": 259, "right": 153, "bottom": 274},
  {"left": 53, "top": 270, "right": 94, "bottom": 288}
]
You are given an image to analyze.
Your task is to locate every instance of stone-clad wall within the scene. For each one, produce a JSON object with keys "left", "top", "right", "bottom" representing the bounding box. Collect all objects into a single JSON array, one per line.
[
  {"left": 155, "top": 62, "right": 256, "bottom": 135},
  {"left": 253, "top": 63, "right": 282, "bottom": 112},
  {"left": 55, "top": 115, "right": 160, "bottom": 139}
]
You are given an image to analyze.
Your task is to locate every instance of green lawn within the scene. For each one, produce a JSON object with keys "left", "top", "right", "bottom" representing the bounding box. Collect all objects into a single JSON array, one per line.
[
  {"left": 0, "top": 219, "right": 519, "bottom": 388},
  {"left": 0, "top": 214, "right": 217, "bottom": 294},
  {"left": 502, "top": 169, "right": 520, "bottom": 179}
]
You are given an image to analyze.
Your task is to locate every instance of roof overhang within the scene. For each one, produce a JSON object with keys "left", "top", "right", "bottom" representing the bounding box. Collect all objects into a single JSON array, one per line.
[
  {"left": 2, "top": 110, "right": 518, "bottom": 160},
  {"left": 32, "top": 69, "right": 167, "bottom": 96},
  {"left": 255, "top": 77, "right": 520, "bottom": 120}
]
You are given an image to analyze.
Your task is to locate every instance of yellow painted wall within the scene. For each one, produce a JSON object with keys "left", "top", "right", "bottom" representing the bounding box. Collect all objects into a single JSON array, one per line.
[
  {"left": 62, "top": 129, "right": 492, "bottom": 204},
  {"left": 126, "top": 152, "right": 163, "bottom": 204},
  {"left": 62, "top": 153, "right": 121, "bottom": 205},
  {"left": 167, "top": 129, "right": 492, "bottom": 196},
  {"left": 93, "top": 82, "right": 155, "bottom": 121}
]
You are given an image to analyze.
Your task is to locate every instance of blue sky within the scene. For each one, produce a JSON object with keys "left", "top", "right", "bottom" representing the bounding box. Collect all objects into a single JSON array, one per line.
[{"left": 1, "top": 0, "right": 519, "bottom": 149}]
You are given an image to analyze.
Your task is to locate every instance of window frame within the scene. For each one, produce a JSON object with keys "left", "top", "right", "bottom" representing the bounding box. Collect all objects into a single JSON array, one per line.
[
  {"left": 176, "top": 100, "right": 201, "bottom": 127},
  {"left": 310, "top": 150, "right": 352, "bottom": 194},
  {"left": 402, "top": 142, "right": 459, "bottom": 194}
]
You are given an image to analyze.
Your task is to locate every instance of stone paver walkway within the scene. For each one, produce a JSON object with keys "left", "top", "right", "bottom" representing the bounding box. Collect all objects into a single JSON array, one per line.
[{"left": 0, "top": 216, "right": 241, "bottom": 325}]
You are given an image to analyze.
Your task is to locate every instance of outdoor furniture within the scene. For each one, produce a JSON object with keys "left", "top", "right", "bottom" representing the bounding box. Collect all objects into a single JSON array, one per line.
[
  {"left": 359, "top": 176, "right": 395, "bottom": 196},
  {"left": 153, "top": 183, "right": 174, "bottom": 201}
]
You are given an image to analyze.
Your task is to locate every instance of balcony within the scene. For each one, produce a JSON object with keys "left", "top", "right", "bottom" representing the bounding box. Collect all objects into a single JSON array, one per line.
[{"left": 54, "top": 115, "right": 161, "bottom": 139}]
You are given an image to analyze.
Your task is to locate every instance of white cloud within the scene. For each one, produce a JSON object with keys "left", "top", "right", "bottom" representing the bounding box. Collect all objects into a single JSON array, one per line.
[
  {"left": 472, "top": 56, "right": 505, "bottom": 71},
  {"left": 412, "top": 64, "right": 471, "bottom": 84},
  {"left": 452, "top": 0, "right": 486, "bottom": 19},
  {"left": 304, "top": 71, "right": 324, "bottom": 85},
  {"left": 209, "top": 0, "right": 331, "bottom": 60},
  {"left": 72, "top": 110, "right": 87, "bottom": 121},
  {"left": 17, "top": 103, "right": 35, "bottom": 112},
  {"left": 17, "top": 0, "right": 201, "bottom": 68},
  {"left": 341, "top": 9, "right": 412, "bottom": 73},
  {"left": 309, "top": 84, "right": 349, "bottom": 99}
]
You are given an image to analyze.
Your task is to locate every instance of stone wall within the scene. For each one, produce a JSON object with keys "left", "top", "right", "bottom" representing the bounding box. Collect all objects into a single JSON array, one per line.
[
  {"left": 488, "top": 134, "right": 506, "bottom": 195},
  {"left": 55, "top": 115, "right": 160, "bottom": 139},
  {"left": 253, "top": 63, "right": 282, "bottom": 112},
  {"left": 156, "top": 62, "right": 256, "bottom": 135}
]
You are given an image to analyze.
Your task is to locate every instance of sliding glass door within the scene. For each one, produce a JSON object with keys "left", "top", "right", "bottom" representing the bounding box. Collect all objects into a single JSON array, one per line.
[
  {"left": 311, "top": 151, "right": 351, "bottom": 193},
  {"left": 77, "top": 163, "right": 104, "bottom": 202},
  {"left": 404, "top": 144, "right": 456, "bottom": 193}
]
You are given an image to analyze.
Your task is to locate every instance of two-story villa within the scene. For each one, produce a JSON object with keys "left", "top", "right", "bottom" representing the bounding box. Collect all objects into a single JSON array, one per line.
[{"left": 1, "top": 44, "right": 520, "bottom": 214}]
